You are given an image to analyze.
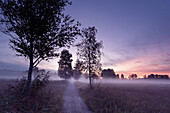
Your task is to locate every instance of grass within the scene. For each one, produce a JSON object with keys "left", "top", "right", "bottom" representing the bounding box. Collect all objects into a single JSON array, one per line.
[
  {"left": 75, "top": 80, "right": 170, "bottom": 113},
  {"left": 0, "top": 79, "right": 68, "bottom": 113},
  {"left": 46, "top": 80, "right": 68, "bottom": 112}
]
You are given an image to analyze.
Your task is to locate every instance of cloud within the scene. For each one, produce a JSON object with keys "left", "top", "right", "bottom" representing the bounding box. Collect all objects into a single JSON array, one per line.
[{"left": 103, "top": 47, "right": 170, "bottom": 75}]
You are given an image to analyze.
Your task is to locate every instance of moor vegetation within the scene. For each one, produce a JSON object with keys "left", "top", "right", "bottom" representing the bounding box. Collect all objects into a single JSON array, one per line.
[
  {"left": 0, "top": 74, "right": 68, "bottom": 113},
  {"left": 75, "top": 82, "right": 170, "bottom": 113}
]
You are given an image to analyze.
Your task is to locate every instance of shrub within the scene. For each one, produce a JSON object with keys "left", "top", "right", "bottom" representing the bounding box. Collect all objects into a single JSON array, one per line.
[{"left": 0, "top": 72, "right": 61, "bottom": 113}]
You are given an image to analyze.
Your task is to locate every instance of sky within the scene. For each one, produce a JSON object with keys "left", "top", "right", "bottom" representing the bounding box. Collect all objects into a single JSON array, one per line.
[{"left": 0, "top": 0, "right": 170, "bottom": 77}]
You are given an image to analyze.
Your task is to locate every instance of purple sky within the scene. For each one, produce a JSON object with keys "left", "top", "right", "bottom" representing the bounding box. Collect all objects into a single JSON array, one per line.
[{"left": 0, "top": 0, "right": 170, "bottom": 77}]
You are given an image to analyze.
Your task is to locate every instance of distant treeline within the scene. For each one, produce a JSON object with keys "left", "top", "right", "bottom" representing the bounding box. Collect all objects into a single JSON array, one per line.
[
  {"left": 146, "top": 74, "right": 169, "bottom": 79},
  {"left": 101, "top": 69, "right": 169, "bottom": 79}
]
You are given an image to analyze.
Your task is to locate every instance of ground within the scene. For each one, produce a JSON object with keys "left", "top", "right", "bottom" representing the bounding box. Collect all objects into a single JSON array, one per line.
[
  {"left": 1, "top": 79, "right": 170, "bottom": 113},
  {"left": 62, "top": 81, "right": 92, "bottom": 113}
]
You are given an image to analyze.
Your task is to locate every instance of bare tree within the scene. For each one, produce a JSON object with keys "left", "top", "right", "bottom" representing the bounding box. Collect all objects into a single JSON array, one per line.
[
  {"left": 0, "top": 0, "right": 80, "bottom": 96},
  {"left": 76, "top": 26, "right": 103, "bottom": 88}
]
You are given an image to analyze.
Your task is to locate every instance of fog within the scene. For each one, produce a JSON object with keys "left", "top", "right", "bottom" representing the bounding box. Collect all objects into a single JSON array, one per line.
[
  {"left": 71, "top": 77, "right": 170, "bottom": 85},
  {"left": 0, "top": 70, "right": 169, "bottom": 85},
  {"left": 49, "top": 72, "right": 63, "bottom": 80},
  {"left": 53, "top": 74, "right": 170, "bottom": 85},
  {"left": 98, "top": 79, "right": 170, "bottom": 85},
  {"left": 0, "top": 69, "right": 62, "bottom": 80}
]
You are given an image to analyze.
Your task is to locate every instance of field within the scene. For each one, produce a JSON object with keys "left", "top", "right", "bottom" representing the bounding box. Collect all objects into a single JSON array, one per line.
[
  {"left": 75, "top": 80, "right": 170, "bottom": 113},
  {"left": 0, "top": 79, "right": 68, "bottom": 113}
]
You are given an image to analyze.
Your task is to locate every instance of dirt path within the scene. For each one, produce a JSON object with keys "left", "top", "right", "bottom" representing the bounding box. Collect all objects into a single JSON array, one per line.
[{"left": 62, "top": 82, "right": 92, "bottom": 113}]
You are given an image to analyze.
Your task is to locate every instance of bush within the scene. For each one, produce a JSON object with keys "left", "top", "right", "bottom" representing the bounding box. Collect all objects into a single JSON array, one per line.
[{"left": 0, "top": 72, "right": 61, "bottom": 113}]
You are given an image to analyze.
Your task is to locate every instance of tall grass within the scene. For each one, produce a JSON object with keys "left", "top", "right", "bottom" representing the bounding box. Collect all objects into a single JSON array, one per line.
[{"left": 75, "top": 81, "right": 170, "bottom": 113}]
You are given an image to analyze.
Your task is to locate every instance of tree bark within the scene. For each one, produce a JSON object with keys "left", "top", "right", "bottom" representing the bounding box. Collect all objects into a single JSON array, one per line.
[{"left": 24, "top": 42, "right": 33, "bottom": 97}]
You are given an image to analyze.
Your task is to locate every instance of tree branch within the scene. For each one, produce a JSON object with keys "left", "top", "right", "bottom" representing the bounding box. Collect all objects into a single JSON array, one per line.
[
  {"left": 33, "top": 57, "right": 41, "bottom": 66},
  {"left": 33, "top": 58, "right": 43, "bottom": 68}
]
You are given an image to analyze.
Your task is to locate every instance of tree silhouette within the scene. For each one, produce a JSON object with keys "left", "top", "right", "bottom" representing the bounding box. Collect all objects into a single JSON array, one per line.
[
  {"left": 58, "top": 49, "right": 73, "bottom": 79},
  {"left": 0, "top": 0, "right": 80, "bottom": 95},
  {"left": 101, "top": 69, "right": 116, "bottom": 78},
  {"left": 121, "top": 74, "right": 124, "bottom": 79},
  {"left": 116, "top": 74, "right": 119, "bottom": 79},
  {"left": 76, "top": 26, "right": 103, "bottom": 88},
  {"left": 73, "top": 59, "right": 83, "bottom": 80},
  {"left": 128, "top": 74, "right": 138, "bottom": 79},
  {"left": 147, "top": 74, "right": 169, "bottom": 79},
  {"left": 143, "top": 75, "right": 147, "bottom": 79}
]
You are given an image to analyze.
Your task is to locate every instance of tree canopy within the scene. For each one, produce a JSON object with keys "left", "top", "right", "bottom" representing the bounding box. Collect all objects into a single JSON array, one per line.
[
  {"left": 76, "top": 26, "right": 103, "bottom": 87},
  {"left": 128, "top": 74, "right": 138, "bottom": 79},
  {"left": 0, "top": 0, "right": 80, "bottom": 67},
  {"left": 73, "top": 59, "right": 83, "bottom": 80},
  {"left": 147, "top": 74, "right": 169, "bottom": 79},
  {"left": 58, "top": 49, "right": 73, "bottom": 79},
  {"left": 101, "top": 69, "right": 116, "bottom": 78},
  {"left": 0, "top": 0, "right": 80, "bottom": 95}
]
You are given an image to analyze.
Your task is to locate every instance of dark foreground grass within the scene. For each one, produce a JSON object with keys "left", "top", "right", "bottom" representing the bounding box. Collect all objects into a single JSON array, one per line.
[
  {"left": 0, "top": 79, "right": 68, "bottom": 113},
  {"left": 75, "top": 81, "right": 170, "bottom": 113}
]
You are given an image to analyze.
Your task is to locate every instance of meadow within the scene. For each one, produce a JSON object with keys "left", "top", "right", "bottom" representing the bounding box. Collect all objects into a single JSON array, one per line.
[{"left": 75, "top": 79, "right": 170, "bottom": 113}]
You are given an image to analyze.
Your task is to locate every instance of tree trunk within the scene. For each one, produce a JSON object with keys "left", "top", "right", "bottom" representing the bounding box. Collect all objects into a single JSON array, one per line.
[
  {"left": 24, "top": 43, "right": 33, "bottom": 97},
  {"left": 88, "top": 49, "right": 92, "bottom": 89}
]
